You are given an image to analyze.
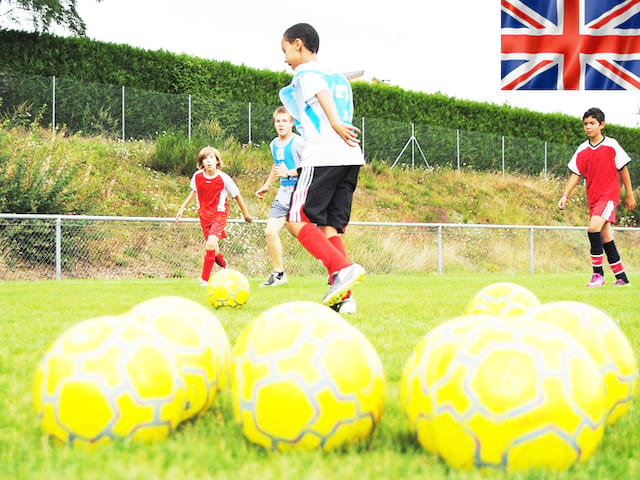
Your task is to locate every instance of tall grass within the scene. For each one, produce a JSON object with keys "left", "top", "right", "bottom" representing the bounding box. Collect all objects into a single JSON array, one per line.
[{"left": 1, "top": 274, "right": 638, "bottom": 480}]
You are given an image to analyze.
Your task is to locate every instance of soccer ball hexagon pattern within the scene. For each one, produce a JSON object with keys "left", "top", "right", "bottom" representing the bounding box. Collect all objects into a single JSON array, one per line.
[
  {"left": 231, "top": 301, "right": 386, "bottom": 452},
  {"left": 523, "top": 300, "right": 638, "bottom": 425},
  {"left": 207, "top": 268, "right": 250, "bottom": 308},
  {"left": 33, "top": 315, "right": 185, "bottom": 449},
  {"left": 129, "top": 296, "right": 232, "bottom": 421},
  {"left": 465, "top": 282, "right": 540, "bottom": 317},
  {"left": 401, "top": 315, "right": 607, "bottom": 471}
]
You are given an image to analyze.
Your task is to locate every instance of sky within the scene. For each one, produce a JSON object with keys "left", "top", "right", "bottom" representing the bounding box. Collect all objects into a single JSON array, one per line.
[{"left": 29, "top": 0, "right": 640, "bottom": 128}]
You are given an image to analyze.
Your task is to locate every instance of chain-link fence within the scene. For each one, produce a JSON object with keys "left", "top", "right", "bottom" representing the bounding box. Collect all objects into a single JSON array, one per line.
[
  {"left": 3, "top": 214, "right": 640, "bottom": 281},
  {"left": 0, "top": 72, "right": 588, "bottom": 176}
]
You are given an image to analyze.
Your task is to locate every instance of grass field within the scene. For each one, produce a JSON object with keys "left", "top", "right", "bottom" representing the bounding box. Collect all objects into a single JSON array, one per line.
[{"left": 1, "top": 273, "right": 638, "bottom": 480}]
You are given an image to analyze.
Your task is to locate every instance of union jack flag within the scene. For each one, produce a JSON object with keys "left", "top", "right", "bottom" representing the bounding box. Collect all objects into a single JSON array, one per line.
[{"left": 501, "top": 0, "right": 640, "bottom": 90}]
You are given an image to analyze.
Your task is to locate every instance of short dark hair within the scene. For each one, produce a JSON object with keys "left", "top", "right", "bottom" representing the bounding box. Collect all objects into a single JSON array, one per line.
[
  {"left": 283, "top": 23, "right": 319, "bottom": 54},
  {"left": 583, "top": 107, "right": 605, "bottom": 123}
]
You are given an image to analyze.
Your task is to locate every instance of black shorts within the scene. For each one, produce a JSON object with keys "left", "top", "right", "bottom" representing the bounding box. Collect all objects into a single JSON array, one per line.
[{"left": 288, "top": 165, "right": 360, "bottom": 233}]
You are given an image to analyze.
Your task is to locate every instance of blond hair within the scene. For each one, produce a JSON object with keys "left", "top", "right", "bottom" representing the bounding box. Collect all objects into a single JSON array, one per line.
[
  {"left": 196, "top": 146, "right": 223, "bottom": 169},
  {"left": 273, "top": 106, "right": 293, "bottom": 121}
]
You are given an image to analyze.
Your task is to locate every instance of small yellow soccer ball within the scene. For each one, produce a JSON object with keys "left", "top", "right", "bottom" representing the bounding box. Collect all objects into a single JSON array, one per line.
[
  {"left": 207, "top": 268, "right": 250, "bottom": 308},
  {"left": 465, "top": 282, "right": 540, "bottom": 317},
  {"left": 523, "top": 300, "right": 638, "bottom": 425},
  {"left": 232, "top": 301, "right": 386, "bottom": 452},
  {"left": 33, "top": 315, "right": 185, "bottom": 449},
  {"left": 401, "top": 315, "right": 607, "bottom": 471},
  {"left": 129, "top": 296, "right": 232, "bottom": 421}
]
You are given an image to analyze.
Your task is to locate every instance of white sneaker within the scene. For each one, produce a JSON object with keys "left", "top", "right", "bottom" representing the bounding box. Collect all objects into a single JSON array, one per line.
[
  {"left": 337, "top": 297, "right": 356, "bottom": 314},
  {"left": 199, "top": 279, "right": 209, "bottom": 286},
  {"left": 322, "top": 263, "right": 365, "bottom": 306},
  {"left": 261, "top": 271, "right": 287, "bottom": 287}
]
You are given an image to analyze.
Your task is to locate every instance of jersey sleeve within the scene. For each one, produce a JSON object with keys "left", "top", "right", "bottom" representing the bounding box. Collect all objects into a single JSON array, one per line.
[
  {"left": 567, "top": 146, "right": 583, "bottom": 177},
  {"left": 292, "top": 135, "right": 304, "bottom": 168},
  {"left": 220, "top": 172, "right": 240, "bottom": 198},
  {"left": 299, "top": 71, "right": 329, "bottom": 103},
  {"left": 612, "top": 139, "right": 632, "bottom": 170},
  {"left": 189, "top": 171, "right": 199, "bottom": 191}
]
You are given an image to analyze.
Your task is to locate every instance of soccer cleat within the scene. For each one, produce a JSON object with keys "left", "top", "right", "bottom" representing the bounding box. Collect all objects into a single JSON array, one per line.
[
  {"left": 613, "top": 278, "right": 630, "bottom": 286},
  {"left": 260, "top": 271, "right": 287, "bottom": 287},
  {"left": 322, "top": 263, "right": 365, "bottom": 307},
  {"left": 587, "top": 273, "right": 605, "bottom": 288},
  {"left": 199, "top": 279, "right": 209, "bottom": 287},
  {"left": 338, "top": 296, "right": 357, "bottom": 314}
]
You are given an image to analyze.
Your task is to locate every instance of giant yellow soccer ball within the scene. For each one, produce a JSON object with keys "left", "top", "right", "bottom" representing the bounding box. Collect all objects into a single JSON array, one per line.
[
  {"left": 465, "top": 282, "right": 540, "bottom": 317},
  {"left": 401, "top": 315, "right": 607, "bottom": 471},
  {"left": 207, "top": 269, "right": 250, "bottom": 308},
  {"left": 523, "top": 300, "right": 638, "bottom": 425},
  {"left": 232, "top": 301, "right": 386, "bottom": 451},
  {"left": 33, "top": 315, "right": 185, "bottom": 449},
  {"left": 129, "top": 295, "right": 232, "bottom": 421}
]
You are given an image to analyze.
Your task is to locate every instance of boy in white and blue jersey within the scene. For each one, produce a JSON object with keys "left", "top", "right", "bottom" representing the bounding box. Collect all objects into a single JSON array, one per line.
[
  {"left": 255, "top": 106, "right": 304, "bottom": 287},
  {"left": 279, "top": 23, "right": 365, "bottom": 312}
]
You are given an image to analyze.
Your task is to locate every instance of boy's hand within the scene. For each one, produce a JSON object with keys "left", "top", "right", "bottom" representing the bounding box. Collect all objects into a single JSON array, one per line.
[
  {"left": 274, "top": 164, "right": 289, "bottom": 177},
  {"left": 255, "top": 184, "right": 269, "bottom": 199},
  {"left": 332, "top": 121, "right": 361, "bottom": 147},
  {"left": 244, "top": 214, "right": 254, "bottom": 223},
  {"left": 625, "top": 193, "right": 637, "bottom": 211}
]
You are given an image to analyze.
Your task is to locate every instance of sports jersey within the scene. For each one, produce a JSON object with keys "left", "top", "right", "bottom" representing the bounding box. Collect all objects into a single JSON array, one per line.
[
  {"left": 189, "top": 170, "right": 240, "bottom": 223},
  {"left": 279, "top": 61, "right": 364, "bottom": 167},
  {"left": 567, "top": 136, "right": 631, "bottom": 208},
  {"left": 269, "top": 134, "right": 304, "bottom": 188}
]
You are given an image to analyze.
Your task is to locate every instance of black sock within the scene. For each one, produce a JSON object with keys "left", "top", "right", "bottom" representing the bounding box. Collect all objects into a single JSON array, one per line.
[
  {"left": 603, "top": 240, "right": 628, "bottom": 281},
  {"left": 588, "top": 231, "right": 604, "bottom": 275}
]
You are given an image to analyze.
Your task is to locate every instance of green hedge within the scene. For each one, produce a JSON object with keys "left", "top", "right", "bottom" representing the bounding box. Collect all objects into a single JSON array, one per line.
[{"left": 1, "top": 29, "right": 638, "bottom": 178}]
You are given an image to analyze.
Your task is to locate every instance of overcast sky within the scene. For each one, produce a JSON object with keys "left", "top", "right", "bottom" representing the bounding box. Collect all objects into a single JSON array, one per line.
[{"left": 39, "top": 0, "right": 640, "bottom": 128}]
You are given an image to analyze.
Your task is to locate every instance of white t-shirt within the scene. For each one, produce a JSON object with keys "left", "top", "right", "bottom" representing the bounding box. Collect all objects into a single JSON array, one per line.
[{"left": 279, "top": 61, "right": 364, "bottom": 167}]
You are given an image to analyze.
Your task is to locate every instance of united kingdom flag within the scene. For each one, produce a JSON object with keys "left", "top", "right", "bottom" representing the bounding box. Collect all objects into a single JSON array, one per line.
[{"left": 501, "top": 0, "right": 640, "bottom": 89}]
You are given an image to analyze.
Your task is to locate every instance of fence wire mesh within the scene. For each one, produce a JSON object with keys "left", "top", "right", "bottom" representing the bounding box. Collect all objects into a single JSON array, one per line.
[{"left": 2, "top": 216, "right": 640, "bottom": 281}]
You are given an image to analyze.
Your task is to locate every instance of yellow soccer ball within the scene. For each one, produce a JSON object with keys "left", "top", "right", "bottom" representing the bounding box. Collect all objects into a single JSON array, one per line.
[
  {"left": 33, "top": 315, "right": 185, "bottom": 449},
  {"left": 465, "top": 282, "right": 540, "bottom": 317},
  {"left": 129, "top": 296, "right": 232, "bottom": 421},
  {"left": 523, "top": 300, "right": 638, "bottom": 425},
  {"left": 207, "top": 268, "right": 250, "bottom": 308},
  {"left": 232, "top": 301, "right": 386, "bottom": 451},
  {"left": 401, "top": 315, "right": 606, "bottom": 471}
]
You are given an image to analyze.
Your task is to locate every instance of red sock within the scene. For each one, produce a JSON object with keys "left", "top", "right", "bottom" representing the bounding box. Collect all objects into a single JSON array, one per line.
[
  {"left": 215, "top": 253, "right": 227, "bottom": 268},
  {"left": 298, "top": 224, "right": 349, "bottom": 274},
  {"left": 201, "top": 250, "right": 216, "bottom": 282}
]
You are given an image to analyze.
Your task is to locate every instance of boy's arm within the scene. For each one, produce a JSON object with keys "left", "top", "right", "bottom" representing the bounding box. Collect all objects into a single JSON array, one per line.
[
  {"left": 315, "top": 89, "right": 360, "bottom": 147},
  {"left": 234, "top": 194, "right": 253, "bottom": 222},
  {"left": 256, "top": 165, "right": 278, "bottom": 199},
  {"left": 558, "top": 173, "right": 581, "bottom": 210},
  {"left": 176, "top": 191, "right": 196, "bottom": 222},
  {"left": 620, "top": 166, "right": 637, "bottom": 211}
]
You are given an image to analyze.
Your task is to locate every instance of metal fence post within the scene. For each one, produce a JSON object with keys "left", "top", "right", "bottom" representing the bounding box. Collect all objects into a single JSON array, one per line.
[
  {"left": 502, "top": 135, "right": 505, "bottom": 176},
  {"left": 55, "top": 217, "right": 62, "bottom": 280},
  {"left": 456, "top": 129, "right": 460, "bottom": 171},
  {"left": 188, "top": 94, "right": 192, "bottom": 141},
  {"left": 529, "top": 227, "right": 535, "bottom": 273},
  {"left": 361, "top": 116, "right": 365, "bottom": 159},
  {"left": 437, "top": 225, "right": 443, "bottom": 274},
  {"left": 121, "top": 86, "right": 125, "bottom": 141},
  {"left": 52, "top": 76, "right": 56, "bottom": 139},
  {"left": 248, "top": 102, "right": 252, "bottom": 145}
]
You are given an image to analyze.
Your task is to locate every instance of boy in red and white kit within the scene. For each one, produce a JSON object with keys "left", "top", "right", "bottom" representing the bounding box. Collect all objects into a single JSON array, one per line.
[
  {"left": 176, "top": 146, "right": 253, "bottom": 285},
  {"left": 558, "top": 107, "right": 636, "bottom": 287}
]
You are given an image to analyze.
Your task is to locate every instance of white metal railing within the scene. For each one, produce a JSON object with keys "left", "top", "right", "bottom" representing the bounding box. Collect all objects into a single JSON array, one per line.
[{"left": 3, "top": 213, "right": 639, "bottom": 281}]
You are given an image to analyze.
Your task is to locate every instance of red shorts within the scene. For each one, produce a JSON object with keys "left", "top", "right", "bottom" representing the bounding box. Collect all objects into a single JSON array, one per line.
[
  {"left": 199, "top": 213, "right": 228, "bottom": 240},
  {"left": 589, "top": 200, "right": 617, "bottom": 223}
]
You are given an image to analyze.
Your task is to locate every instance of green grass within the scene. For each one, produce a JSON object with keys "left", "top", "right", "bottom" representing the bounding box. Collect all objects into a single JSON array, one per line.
[{"left": 1, "top": 274, "right": 638, "bottom": 480}]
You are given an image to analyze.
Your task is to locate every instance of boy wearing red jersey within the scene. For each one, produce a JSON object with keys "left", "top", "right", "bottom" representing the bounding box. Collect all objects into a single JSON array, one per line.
[
  {"left": 558, "top": 107, "right": 637, "bottom": 287},
  {"left": 176, "top": 146, "right": 253, "bottom": 285}
]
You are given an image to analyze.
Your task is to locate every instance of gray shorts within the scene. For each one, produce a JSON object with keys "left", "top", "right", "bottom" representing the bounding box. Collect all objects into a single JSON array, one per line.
[{"left": 268, "top": 186, "right": 294, "bottom": 218}]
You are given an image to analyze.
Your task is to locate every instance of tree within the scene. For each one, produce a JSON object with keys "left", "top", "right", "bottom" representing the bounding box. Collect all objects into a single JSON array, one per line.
[{"left": 0, "top": 0, "right": 101, "bottom": 36}]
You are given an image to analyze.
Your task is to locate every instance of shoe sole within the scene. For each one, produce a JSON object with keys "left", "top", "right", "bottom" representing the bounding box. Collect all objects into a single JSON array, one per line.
[{"left": 322, "top": 267, "right": 365, "bottom": 306}]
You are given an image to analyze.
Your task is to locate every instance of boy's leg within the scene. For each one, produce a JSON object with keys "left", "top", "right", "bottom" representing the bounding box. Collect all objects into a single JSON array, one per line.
[
  {"left": 602, "top": 223, "right": 629, "bottom": 284},
  {"left": 265, "top": 216, "right": 286, "bottom": 272},
  {"left": 586, "top": 216, "right": 606, "bottom": 287},
  {"left": 202, "top": 235, "right": 220, "bottom": 282}
]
